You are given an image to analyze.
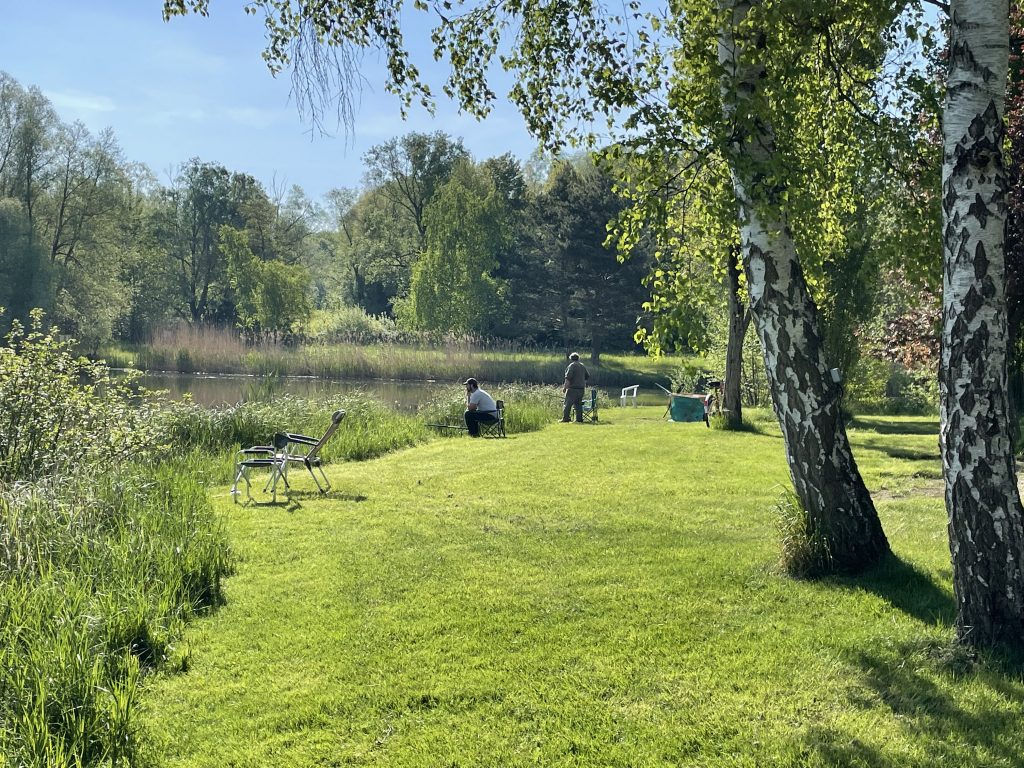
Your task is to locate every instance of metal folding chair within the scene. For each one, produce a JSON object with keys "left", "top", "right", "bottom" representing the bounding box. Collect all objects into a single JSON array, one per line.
[{"left": 231, "top": 410, "right": 346, "bottom": 503}]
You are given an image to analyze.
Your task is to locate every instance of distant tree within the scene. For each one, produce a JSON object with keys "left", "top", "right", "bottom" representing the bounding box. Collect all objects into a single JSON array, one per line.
[
  {"left": 403, "top": 160, "right": 509, "bottom": 334},
  {"left": 0, "top": 198, "right": 51, "bottom": 325},
  {"left": 222, "top": 225, "right": 311, "bottom": 342},
  {"left": 363, "top": 131, "right": 468, "bottom": 250}
]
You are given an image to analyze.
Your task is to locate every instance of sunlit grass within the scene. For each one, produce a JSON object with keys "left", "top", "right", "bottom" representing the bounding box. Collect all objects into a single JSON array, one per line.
[{"left": 141, "top": 409, "right": 1023, "bottom": 768}]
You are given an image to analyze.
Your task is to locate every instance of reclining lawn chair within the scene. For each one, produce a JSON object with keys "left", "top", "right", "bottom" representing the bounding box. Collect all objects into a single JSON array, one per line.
[{"left": 231, "top": 409, "right": 346, "bottom": 503}]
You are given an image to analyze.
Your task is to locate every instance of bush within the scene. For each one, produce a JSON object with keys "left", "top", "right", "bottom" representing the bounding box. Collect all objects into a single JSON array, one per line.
[
  {"left": 846, "top": 357, "right": 938, "bottom": 415},
  {"left": 0, "top": 311, "right": 232, "bottom": 767},
  {"left": 306, "top": 306, "right": 410, "bottom": 345},
  {"left": 0, "top": 310, "right": 165, "bottom": 483}
]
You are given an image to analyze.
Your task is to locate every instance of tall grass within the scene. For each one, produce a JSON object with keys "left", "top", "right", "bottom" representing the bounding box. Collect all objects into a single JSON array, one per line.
[
  {"left": 0, "top": 313, "right": 232, "bottom": 767},
  {"left": 101, "top": 325, "right": 677, "bottom": 389},
  {"left": 0, "top": 461, "right": 230, "bottom": 766}
]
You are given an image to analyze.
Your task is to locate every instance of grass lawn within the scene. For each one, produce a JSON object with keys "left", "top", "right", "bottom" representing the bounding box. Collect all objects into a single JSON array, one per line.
[{"left": 141, "top": 409, "right": 1024, "bottom": 767}]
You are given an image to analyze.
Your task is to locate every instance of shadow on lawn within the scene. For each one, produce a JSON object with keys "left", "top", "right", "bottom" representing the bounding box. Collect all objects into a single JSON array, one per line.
[
  {"left": 848, "top": 417, "right": 940, "bottom": 436},
  {"left": 793, "top": 637, "right": 1024, "bottom": 766},
  {"left": 835, "top": 554, "right": 955, "bottom": 626}
]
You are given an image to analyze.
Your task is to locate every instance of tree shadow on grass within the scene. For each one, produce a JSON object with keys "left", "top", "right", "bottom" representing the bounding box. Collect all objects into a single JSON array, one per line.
[
  {"left": 832, "top": 553, "right": 955, "bottom": 626},
  {"left": 790, "top": 637, "right": 1024, "bottom": 767},
  {"left": 848, "top": 417, "right": 940, "bottom": 436},
  {"left": 843, "top": 643, "right": 1024, "bottom": 766}
]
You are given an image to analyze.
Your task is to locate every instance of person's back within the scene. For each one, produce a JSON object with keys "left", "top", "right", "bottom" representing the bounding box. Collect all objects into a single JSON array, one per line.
[
  {"left": 564, "top": 359, "right": 589, "bottom": 389},
  {"left": 561, "top": 353, "right": 590, "bottom": 423},
  {"left": 469, "top": 386, "right": 497, "bottom": 414}
]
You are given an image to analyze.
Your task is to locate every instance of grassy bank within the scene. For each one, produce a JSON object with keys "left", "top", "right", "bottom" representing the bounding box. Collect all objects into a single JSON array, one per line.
[
  {"left": 140, "top": 409, "right": 1023, "bottom": 767},
  {"left": 101, "top": 327, "right": 687, "bottom": 389}
]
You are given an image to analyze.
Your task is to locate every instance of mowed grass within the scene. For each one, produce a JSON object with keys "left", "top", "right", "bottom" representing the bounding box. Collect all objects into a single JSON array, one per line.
[{"left": 141, "top": 409, "right": 1024, "bottom": 767}]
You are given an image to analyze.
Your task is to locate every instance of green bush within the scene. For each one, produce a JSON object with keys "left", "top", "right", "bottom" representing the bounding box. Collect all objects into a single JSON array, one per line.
[
  {"left": 0, "top": 310, "right": 165, "bottom": 482},
  {"left": 847, "top": 357, "right": 938, "bottom": 415}
]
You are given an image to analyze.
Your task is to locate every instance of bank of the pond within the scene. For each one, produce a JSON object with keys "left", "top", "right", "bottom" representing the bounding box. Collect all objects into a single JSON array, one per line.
[
  {"left": 0, "top": 374, "right": 560, "bottom": 766},
  {"left": 101, "top": 338, "right": 686, "bottom": 391},
  {"left": 141, "top": 409, "right": 1024, "bottom": 768}
]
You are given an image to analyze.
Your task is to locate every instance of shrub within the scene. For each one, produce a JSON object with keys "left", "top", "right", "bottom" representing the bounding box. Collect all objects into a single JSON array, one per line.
[{"left": 0, "top": 310, "right": 165, "bottom": 483}]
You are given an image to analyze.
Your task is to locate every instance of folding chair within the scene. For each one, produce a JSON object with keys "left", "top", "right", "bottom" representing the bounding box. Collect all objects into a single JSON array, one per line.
[
  {"left": 231, "top": 409, "right": 346, "bottom": 503},
  {"left": 580, "top": 389, "right": 598, "bottom": 423},
  {"left": 480, "top": 400, "right": 506, "bottom": 438}
]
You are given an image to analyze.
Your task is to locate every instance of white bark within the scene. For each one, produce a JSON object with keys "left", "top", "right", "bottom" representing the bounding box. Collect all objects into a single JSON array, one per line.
[
  {"left": 717, "top": 0, "right": 887, "bottom": 571},
  {"left": 941, "top": 0, "right": 1024, "bottom": 646}
]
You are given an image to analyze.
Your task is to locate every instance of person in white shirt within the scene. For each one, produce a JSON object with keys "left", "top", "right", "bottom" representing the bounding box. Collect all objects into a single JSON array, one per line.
[{"left": 463, "top": 377, "right": 499, "bottom": 437}]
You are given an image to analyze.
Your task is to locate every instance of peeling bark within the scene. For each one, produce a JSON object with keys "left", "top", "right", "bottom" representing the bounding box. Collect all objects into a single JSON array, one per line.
[
  {"left": 941, "top": 0, "right": 1024, "bottom": 647},
  {"left": 718, "top": 0, "right": 888, "bottom": 572}
]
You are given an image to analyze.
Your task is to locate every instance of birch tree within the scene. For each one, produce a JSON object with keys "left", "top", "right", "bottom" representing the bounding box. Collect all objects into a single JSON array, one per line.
[{"left": 940, "top": 0, "right": 1024, "bottom": 647}]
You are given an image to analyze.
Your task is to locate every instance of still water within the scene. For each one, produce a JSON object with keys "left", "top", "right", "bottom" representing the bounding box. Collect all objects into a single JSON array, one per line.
[{"left": 136, "top": 371, "right": 450, "bottom": 410}]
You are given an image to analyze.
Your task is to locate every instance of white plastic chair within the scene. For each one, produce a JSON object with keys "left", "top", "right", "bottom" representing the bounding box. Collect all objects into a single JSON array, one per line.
[{"left": 620, "top": 385, "right": 639, "bottom": 407}]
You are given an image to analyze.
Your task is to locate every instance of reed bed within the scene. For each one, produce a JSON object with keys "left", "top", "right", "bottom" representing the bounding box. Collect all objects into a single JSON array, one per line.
[{"left": 101, "top": 326, "right": 679, "bottom": 389}]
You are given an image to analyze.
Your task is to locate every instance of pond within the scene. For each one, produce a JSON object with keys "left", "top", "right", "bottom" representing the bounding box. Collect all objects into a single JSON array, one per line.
[
  {"left": 135, "top": 371, "right": 449, "bottom": 410},
  {"left": 131, "top": 371, "right": 665, "bottom": 410}
]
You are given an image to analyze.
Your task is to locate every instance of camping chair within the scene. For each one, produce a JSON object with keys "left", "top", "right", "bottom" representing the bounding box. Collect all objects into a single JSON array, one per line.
[
  {"left": 231, "top": 409, "right": 346, "bottom": 503},
  {"left": 480, "top": 400, "right": 506, "bottom": 438},
  {"left": 620, "top": 385, "right": 639, "bottom": 407},
  {"left": 581, "top": 388, "right": 598, "bottom": 423}
]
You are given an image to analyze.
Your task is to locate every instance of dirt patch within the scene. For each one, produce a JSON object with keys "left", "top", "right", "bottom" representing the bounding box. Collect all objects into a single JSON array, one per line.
[{"left": 874, "top": 480, "right": 944, "bottom": 502}]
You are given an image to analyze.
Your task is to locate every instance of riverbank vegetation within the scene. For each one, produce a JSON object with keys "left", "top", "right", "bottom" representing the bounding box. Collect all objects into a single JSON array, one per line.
[
  {"left": 101, "top": 324, "right": 681, "bottom": 390},
  {"left": 0, "top": 316, "right": 560, "bottom": 765}
]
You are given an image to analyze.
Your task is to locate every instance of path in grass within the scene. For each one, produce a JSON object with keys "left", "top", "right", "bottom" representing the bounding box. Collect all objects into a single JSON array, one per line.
[{"left": 142, "top": 410, "right": 1024, "bottom": 768}]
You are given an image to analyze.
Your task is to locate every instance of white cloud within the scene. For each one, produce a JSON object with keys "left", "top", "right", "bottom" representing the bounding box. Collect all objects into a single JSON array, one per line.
[{"left": 46, "top": 90, "right": 116, "bottom": 114}]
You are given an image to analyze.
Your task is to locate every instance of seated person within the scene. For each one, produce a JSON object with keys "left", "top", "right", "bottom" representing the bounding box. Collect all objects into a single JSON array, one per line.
[{"left": 463, "top": 378, "right": 499, "bottom": 437}]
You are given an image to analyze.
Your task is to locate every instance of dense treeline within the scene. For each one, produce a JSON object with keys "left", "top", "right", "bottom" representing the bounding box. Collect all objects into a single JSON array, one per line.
[{"left": 0, "top": 72, "right": 648, "bottom": 361}]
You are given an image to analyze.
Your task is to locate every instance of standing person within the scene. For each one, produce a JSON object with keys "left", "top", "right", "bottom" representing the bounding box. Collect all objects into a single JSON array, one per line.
[
  {"left": 561, "top": 352, "right": 590, "bottom": 423},
  {"left": 463, "top": 378, "right": 499, "bottom": 437}
]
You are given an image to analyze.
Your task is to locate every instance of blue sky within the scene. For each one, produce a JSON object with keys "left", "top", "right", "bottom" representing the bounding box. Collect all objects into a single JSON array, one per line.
[{"left": 0, "top": 1, "right": 539, "bottom": 202}]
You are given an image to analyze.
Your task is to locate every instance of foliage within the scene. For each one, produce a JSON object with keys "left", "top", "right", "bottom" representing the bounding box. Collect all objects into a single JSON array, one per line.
[
  {"left": 0, "top": 310, "right": 164, "bottom": 483},
  {"left": 402, "top": 160, "right": 510, "bottom": 334},
  {"left": 776, "top": 489, "right": 836, "bottom": 578},
  {"left": 0, "top": 316, "right": 231, "bottom": 766},
  {"left": 306, "top": 305, "right": 408, "bottom": 345},
  {"left": 222, "top": 225, "right": 312, "bottom": 341},
  {"left": 0, "top": 458, "right": 230, "bottom": 767}
]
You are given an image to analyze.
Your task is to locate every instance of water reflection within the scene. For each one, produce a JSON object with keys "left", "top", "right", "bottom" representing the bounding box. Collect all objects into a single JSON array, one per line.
[{"left": 136, "top": 372, "right": 448, "bottom": 410}]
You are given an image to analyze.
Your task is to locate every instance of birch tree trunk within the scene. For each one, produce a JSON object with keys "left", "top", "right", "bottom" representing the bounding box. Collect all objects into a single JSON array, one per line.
[
  {"left": 718, "top": 0, "right": 888, "bottom": 572},
  {"left": 724, "top": 247, "right": 749, "bottom": 428},
  {"left": 941, "top": 0, "right": 1024, "bottom": 647}
]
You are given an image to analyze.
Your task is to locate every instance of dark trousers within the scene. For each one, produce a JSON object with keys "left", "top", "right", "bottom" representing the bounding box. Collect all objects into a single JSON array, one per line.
[
  {"left": 465, "top": 410, "right": 498, "bottom": 436},
  {"left": 562, "top": 388, "right": 584, "bottom": 422}
]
